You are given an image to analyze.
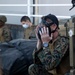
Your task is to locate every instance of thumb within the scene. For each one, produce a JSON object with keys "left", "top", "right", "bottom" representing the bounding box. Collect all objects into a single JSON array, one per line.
[{"left": 50, "top": 34, "right": 53, "bottom": 40}]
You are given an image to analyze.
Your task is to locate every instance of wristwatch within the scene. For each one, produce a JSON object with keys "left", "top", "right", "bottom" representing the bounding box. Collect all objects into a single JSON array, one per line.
[{"left": 43, "top": 42, "right": 49, "bottom": 48}]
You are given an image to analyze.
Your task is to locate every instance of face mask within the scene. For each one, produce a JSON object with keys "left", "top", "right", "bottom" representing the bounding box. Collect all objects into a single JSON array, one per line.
[{"left": 22, "top": 24, "right": 29, "bottom": 28}]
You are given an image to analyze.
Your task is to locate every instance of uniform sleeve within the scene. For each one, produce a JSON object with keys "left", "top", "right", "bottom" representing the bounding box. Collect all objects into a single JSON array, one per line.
[
  {"left": 32, "top": 48, "right": 43, "bottom": 64},
  {"left": 38, "top": 37, "right": 69, "bottom": 71},
  {"left": 3, "top": 27, "right": 11, "bottom": 42}
]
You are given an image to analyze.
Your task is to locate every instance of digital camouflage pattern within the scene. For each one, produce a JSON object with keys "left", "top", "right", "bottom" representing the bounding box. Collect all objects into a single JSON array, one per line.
[
  {"left": 28, "top": 35, "right": 70, "bottom": 75},
  {"left": 0, "top": 25, "right": 11, "bottom": 43}
]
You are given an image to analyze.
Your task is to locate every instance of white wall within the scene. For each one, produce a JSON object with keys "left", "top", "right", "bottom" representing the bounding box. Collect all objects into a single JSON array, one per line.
[
  {"left": 0, "top": 0, "right": 27, "bottom": 4},
  {"left": 0, "top": 0, "right": 74, "bottom": 25},
  {"left": 38, "top": 0, "right": 74, "bottom": 17},
  {"left": 39, "top": 0, "right": 71, "bottom": 4},
  {"left": 0, "top": 0, "right": 33, "bottom": 24},
  {"left": 0, "top": 6, "right": 27, "bottom": 25}
]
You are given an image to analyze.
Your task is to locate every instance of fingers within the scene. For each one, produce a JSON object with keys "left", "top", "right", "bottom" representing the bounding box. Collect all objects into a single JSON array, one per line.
[
  {"left": 35, "top": 25, "right": 41, "bottom": 40},
  {"left": 39, "top": 31, "right": 42, "bottom": 35},
  {"left": 41, "top": 27, "right": 44, "bottom": 34},
  {"left": 39, "top": 27, "right": 49, "bottom": 35},
  {"left": 35, "top": 25, "right": 40, "bottom": 33},
  {"left": 44, "top": 27, "right": 46, "bottom": 34},
  {"left": 50, "top": 33, "right": 53, "bottom": 40},
  {"left": 47, "top": 28, "right": 49, "bottom": 34}
]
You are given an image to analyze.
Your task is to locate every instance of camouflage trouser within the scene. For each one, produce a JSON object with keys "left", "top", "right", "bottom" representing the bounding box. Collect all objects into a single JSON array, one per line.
[{"left": 28, "top": 64, "right": 53, "bottom": 75}]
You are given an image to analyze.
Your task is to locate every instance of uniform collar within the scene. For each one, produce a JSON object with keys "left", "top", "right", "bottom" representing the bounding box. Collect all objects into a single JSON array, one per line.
[{"left": 50, "top": 34, "right": 61, "bottom": 45}]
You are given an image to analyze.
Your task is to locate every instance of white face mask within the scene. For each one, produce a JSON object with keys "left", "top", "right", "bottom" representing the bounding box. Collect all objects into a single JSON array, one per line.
[{"left": 22, "top": 24, "right": 29, "bottom": 28}]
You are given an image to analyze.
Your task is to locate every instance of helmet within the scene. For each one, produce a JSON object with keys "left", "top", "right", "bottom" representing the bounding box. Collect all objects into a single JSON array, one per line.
[{"left": 0, "top": 15, "right": 7, "bottom": 23}]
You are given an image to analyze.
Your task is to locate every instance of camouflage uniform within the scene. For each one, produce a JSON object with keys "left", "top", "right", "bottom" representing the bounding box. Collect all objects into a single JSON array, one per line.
[
  {"left": 28, "top": 35, "right": 70, "bottom": 75},
  {"left": 0, "top": 15, "right": 11, "bottom": 43},
  {"left": 0, "top": 25, "right": 11, "bottom": 42},
  {"left": 24, "top": 25, "right": 36, "bottom": 39}
]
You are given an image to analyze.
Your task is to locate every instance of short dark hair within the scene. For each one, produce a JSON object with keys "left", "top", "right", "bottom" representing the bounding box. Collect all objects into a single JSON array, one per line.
[{"left": 20, "top": 16, "right": 31, "bottom": 22}]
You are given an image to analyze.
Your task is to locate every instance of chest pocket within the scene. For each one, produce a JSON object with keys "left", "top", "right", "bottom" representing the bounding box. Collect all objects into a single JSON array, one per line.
[{"left": 49, "top": 43, "right": 55, "bottom": 53}]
